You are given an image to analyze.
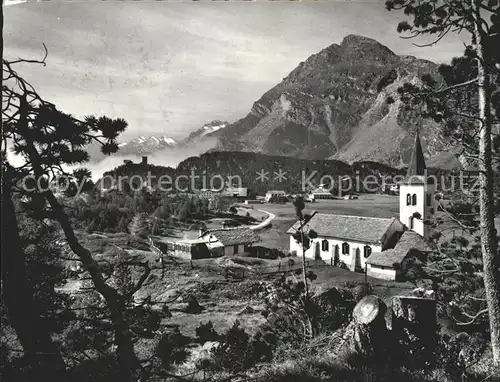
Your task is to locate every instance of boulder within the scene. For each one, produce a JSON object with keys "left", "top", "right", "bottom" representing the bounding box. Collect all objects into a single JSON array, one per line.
[{"left": 391, "top": 296, "right": 437, "bottom": 361}]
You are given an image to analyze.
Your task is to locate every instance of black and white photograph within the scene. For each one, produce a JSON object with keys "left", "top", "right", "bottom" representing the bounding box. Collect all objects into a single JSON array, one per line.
[{"left": 1, "top": 0, "right": 500, "bottom": 380}]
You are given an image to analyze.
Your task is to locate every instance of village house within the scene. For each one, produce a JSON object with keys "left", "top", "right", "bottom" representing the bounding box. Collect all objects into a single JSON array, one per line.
[
  {"left": 223, "top": 187, "right": 248, "bottom": 198},
  {"left": 198, "top": 188, "right": 221, "bottom": 199},
  {"left": 287, "top": 131, "right": 436, "bottom": 281},
  {"left": 265, "top": 190, "right": 286, "bottom": 202},
  {"left": 155, "top": 238, "right": 211, "bottom": 260},
  {"left": 199, "top": 227, "right": 260, "bottom": 256},
  {"left": 308, "top": 184, "right": 335, "bottom": 201}
]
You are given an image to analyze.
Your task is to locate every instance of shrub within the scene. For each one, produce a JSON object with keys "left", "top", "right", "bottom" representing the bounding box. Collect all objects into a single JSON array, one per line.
[
  {"left": 154, "top": 329, "right": 190, "bottom": 369},
  {"left": 211, "top": 320, "right": 272, "bottom": 372},
  {"left": 195, "top": 321, "right": 219, "bottom": 343}
]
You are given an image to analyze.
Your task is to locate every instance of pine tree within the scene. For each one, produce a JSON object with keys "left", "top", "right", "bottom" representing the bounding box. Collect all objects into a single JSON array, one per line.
[
  {"left": 117, "top": 217, "right": 129, "bottom": 233},
  {"left": 385, "top": 0, "right": 500, "bottom": 365},
  {"left": 128, "top": 213, "right": 149, "bottom": 239},
  {"left": 2, "top": 55, "right": 143, "bottom": 379},
  {"left": 290, "top": 196, "right": 318, "bottom": 338}
]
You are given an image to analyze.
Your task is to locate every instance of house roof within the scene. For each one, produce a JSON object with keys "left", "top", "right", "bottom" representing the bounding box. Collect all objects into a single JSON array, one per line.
[
  {"left": 200, "top": 227, "right": 260, "bottom": 246},
  {"left": 286, "top": 212, "right": 395, "bottom": 244},
  {"left": 366, "top": 231, "right": 433, "bottom": 267},
  {"left": 311, "top": 189, "right": 332, "bottom": 195},
  {"left": 366, "top": 249, "right": 407, "bottom": 267},
  {"left": 394, "top": 231, "right": 434, "bottom": 253}
]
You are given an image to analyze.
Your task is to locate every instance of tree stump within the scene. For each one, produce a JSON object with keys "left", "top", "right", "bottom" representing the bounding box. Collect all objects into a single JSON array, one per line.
[
  {"left": 351, "top": 295, "right": 388, "bottom": 357},
  {"left": 391, "top": 296, "right": 437, "bottom": 363}
]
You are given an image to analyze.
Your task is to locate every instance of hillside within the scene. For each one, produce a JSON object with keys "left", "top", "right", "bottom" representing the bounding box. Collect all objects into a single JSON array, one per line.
[{"left": 99, "top": 151, "right": 457, "bottom": 196}]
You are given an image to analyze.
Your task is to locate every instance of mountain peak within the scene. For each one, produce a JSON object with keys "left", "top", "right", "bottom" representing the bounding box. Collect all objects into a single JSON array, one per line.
[
  {"left": 339, "top": 34, "right": 396, "bottom": 64},
  {"left": 341, "top": 34, "right": 382, "bottom": 46},
  {"left": 203, "top": 34, "right": 450, "bottom": 167}
]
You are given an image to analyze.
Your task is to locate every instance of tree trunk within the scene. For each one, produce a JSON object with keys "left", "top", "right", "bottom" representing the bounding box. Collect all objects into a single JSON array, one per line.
[
  {"left": 45, "top": 188, "right": 142, "bottom": 381},
  {"left": 473, "top": 4, "right": 500, "bottom": 365},
  {"left": 1, "top": 175, "right": 66, "bottom": 379},
  {"left": 19, "top": 127, "right": 141, "bottom": 380},
  {"left": 299, "top": 221, "right": 310, "bottom": 298},
  {"left": 351, "top": 295, "right": 388, "bottom": 357}
]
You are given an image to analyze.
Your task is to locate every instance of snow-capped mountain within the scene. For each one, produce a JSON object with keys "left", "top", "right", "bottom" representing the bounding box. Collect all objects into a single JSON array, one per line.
[
  {"left": 86, "top": 121, "right": 229, "bottom": 164},
  {"left": 183, "top": 120, "right": 229, "bottom": 144},
  {"left": 115, "top": 135, "right": 178, "bottom": 156},
  {"left": 87, "top": 134, "right": 178, "bottom": 162},
  {"left": 117, "top": 135, "right": 178, "bottom": 154}
]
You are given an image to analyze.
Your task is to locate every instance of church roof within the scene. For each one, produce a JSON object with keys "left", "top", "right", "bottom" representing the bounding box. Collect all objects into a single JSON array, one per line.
[
  {"left": 399, "top": 130, "right": 435, "bottom": 185},
  {"left": 366, "top": 231, "right": 434, "bottom": 267},
  {"left": 286, "top": 212, "right": 395, "bottom": 244},
  {"left": 365, "top": 249, "right": 406, "bottom": 267},
  {"left": 406, "top": 130, "right": 426, "bottom": 177},
  {"left": 393, "top": 231, "right": 434, "bottom": 253}
]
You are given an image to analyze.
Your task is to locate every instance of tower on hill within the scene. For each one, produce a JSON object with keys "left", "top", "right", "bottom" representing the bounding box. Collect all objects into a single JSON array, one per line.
[{"left": 399, "top": 130, "right": 435, "bottom": 239}]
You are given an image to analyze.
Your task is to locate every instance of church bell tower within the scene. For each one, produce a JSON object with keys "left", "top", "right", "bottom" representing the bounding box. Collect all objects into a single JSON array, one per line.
[{"left": 399, "top": 130, "right": 435, "bottom": 239}]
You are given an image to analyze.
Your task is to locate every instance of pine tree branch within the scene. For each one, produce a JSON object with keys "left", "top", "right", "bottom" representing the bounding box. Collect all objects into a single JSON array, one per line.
[
  {"left": 455, "top": 308, "right": 489, "bottom": 325},
  {"left": 435, "top": 78, "right": 479, "bottom": 94}
]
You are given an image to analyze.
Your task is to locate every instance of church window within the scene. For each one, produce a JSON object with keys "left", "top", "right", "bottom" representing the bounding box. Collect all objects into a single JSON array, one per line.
[
  {"left": 412, "top": 194, "right": 417, "bottom": 206},
  {"left": 342, "top": 242, "right": 350, "bottom": 255},
  {"left": 321, "top": 239, "right": 329, "bottom": 251},
  {"left": 363, "top": 245, "right": 372, "bottom": 258},
  {"left": 409, "top": 216, "right": 414, "bottom": 229},
  {"left": 406, "top": 194, "right": 411, "bottom": 206},
  {"left": 426, "top": 193, "right": 432, "bottom": 207}
]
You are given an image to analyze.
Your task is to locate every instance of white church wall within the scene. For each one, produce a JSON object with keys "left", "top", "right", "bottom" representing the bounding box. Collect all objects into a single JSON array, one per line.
[
  {"left": 366, "top": 264, "right": 397, "bottom": 281},
  {"left": 289, "top": 235, "right": 381, "bottom": 269},
  {"left": 399, "top": 179, "right": 434, "bottom": 239}
]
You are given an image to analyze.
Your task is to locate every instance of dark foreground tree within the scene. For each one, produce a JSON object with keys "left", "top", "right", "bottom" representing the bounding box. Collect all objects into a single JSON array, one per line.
[
  {"left": 1, "top": 168, "right": 67, "bottom": 379},
  {"left": 386, "top": 0, "right": 500, "bottom": 365},
  {"left": 2, "top": 54, "right": 145, "bottom": 379}
]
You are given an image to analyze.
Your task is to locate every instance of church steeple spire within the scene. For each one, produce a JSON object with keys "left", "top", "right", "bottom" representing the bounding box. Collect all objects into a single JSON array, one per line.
[
  {"left": 406, "top": 129, "right": 426, "bottom": 177},
  {"left": 399, "top": 129, "right": 434, "bottom": 240}
]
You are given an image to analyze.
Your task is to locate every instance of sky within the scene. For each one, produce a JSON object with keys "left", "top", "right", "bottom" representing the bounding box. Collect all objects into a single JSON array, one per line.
[{"left": 4, "top": 0, "right": 468, "bottom": 141}]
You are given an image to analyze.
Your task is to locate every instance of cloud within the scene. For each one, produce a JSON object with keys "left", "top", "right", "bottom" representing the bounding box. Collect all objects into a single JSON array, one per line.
[
  {"left": 86, "top": 138, "right": 219, "bottom": 181},
  {"left": 3, "top": 1, "right": 467, "bottom": 142}
]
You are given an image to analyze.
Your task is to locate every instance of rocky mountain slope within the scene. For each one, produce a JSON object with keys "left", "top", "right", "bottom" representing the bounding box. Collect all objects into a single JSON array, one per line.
[
  {"left": 203, "top": 35, "right": 457, "bottom": 168},
  {"left": 91, "top": 35, "right": 459, "bottom": 169}
]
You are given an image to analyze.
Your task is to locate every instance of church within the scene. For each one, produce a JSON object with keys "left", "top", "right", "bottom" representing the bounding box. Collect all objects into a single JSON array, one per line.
[{"left": 287, "top": 131, "right": 435, "bottom": 281}]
